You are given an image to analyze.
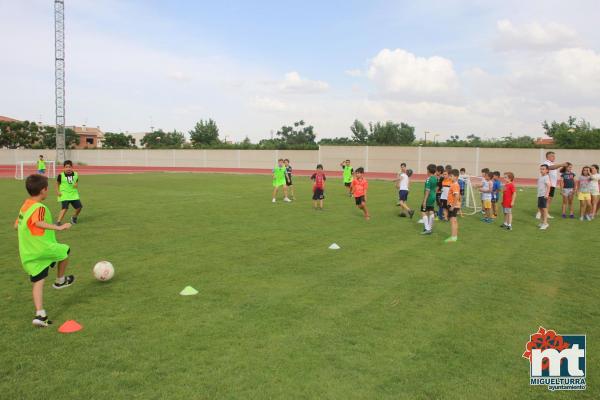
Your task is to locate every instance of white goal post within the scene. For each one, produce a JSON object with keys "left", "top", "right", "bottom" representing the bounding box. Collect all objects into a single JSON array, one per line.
[
  {"left": 462, "top": 175, "right": 482, "bottom": 216},
  {"left": 15, "top": 161, "right": 56, "bottom": 180}
]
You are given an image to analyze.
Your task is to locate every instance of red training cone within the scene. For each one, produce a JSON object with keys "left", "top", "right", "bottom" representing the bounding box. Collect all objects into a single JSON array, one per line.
[{"left": 58, "top": 320, "right": 83, "bottom": 333}]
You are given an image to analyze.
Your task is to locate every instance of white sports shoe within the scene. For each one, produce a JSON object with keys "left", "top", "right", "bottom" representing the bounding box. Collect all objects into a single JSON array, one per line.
[
  {"left": 539, "top": 223, "right": 549, "bottom": 230},
  {"left": 272, "top": 198, "right": 276, "bottom": 203},
  {"left": 417, "top": 218, "right": 425, "bottom": 224},
  {"left": 535, "top": 212, "right": 541, "bottom": 219},
  {"left": 548, "top": 214, "right": 554, "bottom": 219},
  {"left": 284, "top": 197, "right": 292, "bottom": 202}
]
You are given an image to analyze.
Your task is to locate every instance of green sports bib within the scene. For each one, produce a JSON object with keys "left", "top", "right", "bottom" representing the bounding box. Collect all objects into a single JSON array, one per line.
[{"left": 59, "top": 172, "right": 80, "bottom": 201}]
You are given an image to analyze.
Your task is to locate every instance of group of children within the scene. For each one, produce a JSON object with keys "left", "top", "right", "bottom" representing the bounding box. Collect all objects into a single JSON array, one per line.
[{"left": 15, "top": 159, "right": 83, "bottom": 327}]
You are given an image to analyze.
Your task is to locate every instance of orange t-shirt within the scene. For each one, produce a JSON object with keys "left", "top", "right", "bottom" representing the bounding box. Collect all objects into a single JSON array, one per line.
[
  {"left": 447, "top": 182, "right": 461, "bottom": 207},
  {"left": 352, "top": 178, "right": 368, "bottom": 197},
  {"left": 16, "top": 199, "right": 45, "bottom": 236}
]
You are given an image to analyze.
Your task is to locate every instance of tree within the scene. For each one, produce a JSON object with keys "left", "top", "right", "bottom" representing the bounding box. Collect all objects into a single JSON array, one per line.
[
  {"left": 189, "top": 119, "right": 220, "bottom": 147},
  {"left": 350, "top": 119, "right": 369, "bottom": 143},
  {"left": 102, "top": 132, "right": 136, "bottom": 149},
  {"left": 141, "top": 130, "right": 185, "bottom": 148},
  {"left": 319, "top": 137, "right": 354, "bottom": 145},
  {"left": 276, "top": 120, "right": 316, "bottom": 145},
  {"left": 542, "top": 116, "right": 600, "bottom": 149},
  {"left": 0, "top": 120, "right": 41, "bottom": 149},
  {"left": 368, "top": 121, "right": 415, "bottom": 145},
  {"left": 36, "top": 126, "right": 80, "bottom": 149}
]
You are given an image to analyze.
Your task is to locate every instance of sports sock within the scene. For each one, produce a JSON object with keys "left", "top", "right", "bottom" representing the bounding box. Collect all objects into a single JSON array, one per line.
[
  {"left": 36, "top": 309, "right": 47, "bottom": 317},
  {"left": 428, "top": 214, "right": 435, "bottom": 230},
  {"left": 56, "top": 276, "right": 65, "bottom": 284}
]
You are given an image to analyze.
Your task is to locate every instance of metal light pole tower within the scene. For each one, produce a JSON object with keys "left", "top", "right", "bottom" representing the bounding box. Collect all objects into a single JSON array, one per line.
[{"left": 55, "top": 0, "right": 66, "bottom": 162}]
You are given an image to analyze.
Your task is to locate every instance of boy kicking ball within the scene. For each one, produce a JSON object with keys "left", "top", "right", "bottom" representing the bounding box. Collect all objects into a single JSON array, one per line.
[
  {"left": 56, "top": 160, "right": 83, "bottom": 224},
  {"left": 15, "top": 174, "right": 75, "bottom": 327},
  {"left": 351, "top": 167, "right": 370, "bottom": 220}
]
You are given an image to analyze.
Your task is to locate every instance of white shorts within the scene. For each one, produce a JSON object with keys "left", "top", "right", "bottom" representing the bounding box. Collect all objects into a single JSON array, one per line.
[{"left": 562, "top": 188, "right": 574, "bottom": 197}]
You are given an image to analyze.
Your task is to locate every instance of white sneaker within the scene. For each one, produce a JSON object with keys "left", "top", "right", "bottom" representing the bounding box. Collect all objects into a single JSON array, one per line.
[
  {"left": 580, "top": 216, "right": 584, "bottom": 221},
  {"left": 284, "top": 197, "right": 292, "bottom": 202},
  {"left": 417, "top": 218, "right": 425, "bottom": 224},
  {"left": 548, "top": 214, "right": 554, "bottom": 219},
  {"left": 539, "top": 223, "right": 549, "bottom": 230},
  {"left": 272, "top": 198, "right": 276, "bottom": 203},
  {"left": 585, "top": 215, "right": 592, "bottom": 221},
  {"left": 535, "top": 212, "right": 541, "bottom": 219}
]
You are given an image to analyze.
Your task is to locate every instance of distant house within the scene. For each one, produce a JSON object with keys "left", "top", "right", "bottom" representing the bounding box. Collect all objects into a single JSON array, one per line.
[
  {"left": 70, "top": 125, "right": 104, "bottom": 149},
  {"left": 535, "top": 137, "right": 555, "bottom": 146},
  {"left": 0, "top": 115, "right": 19, "bottom": 122},
  {"left": 127, "top": 132, "right": 150, "bottom": 148}
]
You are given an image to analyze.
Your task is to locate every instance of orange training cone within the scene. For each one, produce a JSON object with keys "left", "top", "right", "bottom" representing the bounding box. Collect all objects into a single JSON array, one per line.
[{"left": 58, "top": 320, "right": 83, "bottom": 333}]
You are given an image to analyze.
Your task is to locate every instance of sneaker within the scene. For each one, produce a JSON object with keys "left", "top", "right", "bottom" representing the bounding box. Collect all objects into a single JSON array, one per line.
[
  {"left": 580, "top": 216, "right": 584, "bottom": 221},
  {"left": 562, "top": 214, "right": 567, "bottom": 219},
  {"left": 272, "top": 198, "right": 276, "bottom": 203},
  {"left": 539, "top": 223, "right": 549, "bottom": 230},
  {"left": 535, "top": 211, "right": 541, "bottom": 219},
  {"left": 399, "top": 213, "right": 407, "bottom": 217},
  {"left": 408, "top": 210, "right": 415, "bottom": 219},
  {"left": 548, "top": 215, "right": 555, "bottom": 219},
  {"left": 444, "top": 237, "right": 457, "bottom": 243},
  {"left": 585, "top": 215, "right": 592, "bottom": 221},
  {"left": 32, "top": 315, "right": 52, "bottom": 327},
  {"left": 70, "top": 216, "right": 78, "bottom": 224},
  {"left": 420, "top": 230, "right": 432, "bottom": 235},
  {"left": 53, "top": 275, "right": 75, "bottom": 289},
  {"left": 506, "top": 225, "right": 513, "bottom": 231},
  {"left": 570, "top": 214, "right": 575, "bottom": 219},
  {"left": 499, "top": 223, "right": 507, "bottom": 228},
  {"left": 284, "top": 197, "right": 292, "bottom": 202},
  {"left": 417, "top": 218, "right": 425, "bottom": 224}
]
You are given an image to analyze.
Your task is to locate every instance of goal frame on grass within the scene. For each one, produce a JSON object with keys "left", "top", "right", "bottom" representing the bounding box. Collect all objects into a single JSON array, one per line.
[
  {"left": 462, "top": 175, "right": 482, "bottom": 215},
  {"left": 15, "top": 161, "right": 57, "bottom": 180}
]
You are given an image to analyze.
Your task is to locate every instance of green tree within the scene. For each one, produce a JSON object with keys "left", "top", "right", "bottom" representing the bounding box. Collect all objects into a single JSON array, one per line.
[
  {"left": 102, "top": 132, "right": 136, "bottom": 149},
  {"left": 368, "top": 121, "right": 415, "bottom": 145},
  {"left": 35, "top": 126, "right": 80, "bottom": 149},
  {"left": 0, "top": 120, "right": 40, "bottom": 149},
  {"left": 350, "top": 119, "right": 369, "bottom": 143},
  {"left": 141, "top": 130, "right": 185, "bottom": 148},
  {"left": 276, "top": 120, "right": 316, "bottom": 145},
  {"left": 542, "top": 116, "right": 600, "bottom": 149},
  {"left": 189, "top": 119, "right": 220, "bottom": 147}
]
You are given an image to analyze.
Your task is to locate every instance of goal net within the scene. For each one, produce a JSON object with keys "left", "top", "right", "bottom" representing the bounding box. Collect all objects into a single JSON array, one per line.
[
  {"left": 462, "top": 175, "right": 482, "bottom": 215},
  {"left": 15, "top": 161, "right": 56, "bottom": 180}
]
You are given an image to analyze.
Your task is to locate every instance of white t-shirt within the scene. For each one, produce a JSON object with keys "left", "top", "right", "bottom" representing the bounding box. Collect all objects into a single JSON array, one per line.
[
  {"left": 398, "top": 172, "right": 409, "bottom": 191},
  {"left": 543, "top": 159, "right": 558, "bottom": 187},
  {"left": 537, "top": 175, "right": 551, "bottom": 197},
  {"left": 591, "top": 173, "right": 600, "bottom": 195},
  {"left": 481, "top": 180, "right": 492, "bottom": 200}
]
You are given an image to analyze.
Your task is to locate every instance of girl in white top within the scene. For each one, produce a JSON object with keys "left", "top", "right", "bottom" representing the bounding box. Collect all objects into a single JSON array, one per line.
[{"left": 590, "top": 164, "right": 600, "bottom": 219}]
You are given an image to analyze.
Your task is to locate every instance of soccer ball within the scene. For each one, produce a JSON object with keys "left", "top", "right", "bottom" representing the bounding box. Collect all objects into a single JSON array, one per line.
[{"left": 93, "top": 261, "right": 114, "bottom": 281}]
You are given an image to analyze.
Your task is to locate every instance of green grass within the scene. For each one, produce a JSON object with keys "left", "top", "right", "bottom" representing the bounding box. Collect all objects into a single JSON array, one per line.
[{"left": 0, "top": 173, "right": 599, "bottom": 399}]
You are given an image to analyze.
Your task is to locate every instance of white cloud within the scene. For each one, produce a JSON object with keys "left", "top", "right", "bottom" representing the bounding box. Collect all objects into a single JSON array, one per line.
[
  {"left": 250, "top": 96, "right": 289, "bottom": 112},
  {"left": 494, "top": 19, "right": 580, "bottom": 52},
  {"left": 345, "top": 69, "right": 363, "bottom": 77},
  {"left": 366, "top": 49, "right": 459, "bottom": 97},
  {"left": 278, "top": 71, "right": 329, "bottom": 94}
]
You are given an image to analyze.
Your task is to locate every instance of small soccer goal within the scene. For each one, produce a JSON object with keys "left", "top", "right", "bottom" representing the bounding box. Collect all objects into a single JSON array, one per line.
[
  {"left": 15, "top": 161, "right": 56, "bottom": 180},
  {"left": 462, "top": 175, "right": 482, "bottom": 216}
]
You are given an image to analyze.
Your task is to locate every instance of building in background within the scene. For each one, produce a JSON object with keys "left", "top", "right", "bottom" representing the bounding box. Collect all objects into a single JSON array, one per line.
[
  {"left": 127, "top": 132, "right": 150, "bottom": 148},
  {"left": 535, "top": 137, "right": 555, "bottom": 146},
  {"left": 0, "top": 115, "right": 20, "bottom": 122},
  {"left": 69, "top": 125, "right": 104, "bottom": 149}
]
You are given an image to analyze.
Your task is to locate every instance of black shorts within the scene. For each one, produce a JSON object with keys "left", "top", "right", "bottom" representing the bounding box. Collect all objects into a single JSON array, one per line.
[
  {"left": 30, "top": 248, "right": 70, "bottom": 282},
  {"left": 344, "top": 182, "right": 351, "bottom": 187},
  {"left": 549, "top": 186, "right": 556, "bottom": 198},
  {"left": 61, "top": 199, "right": 82, "bottom": 210},
  {"left": 285, "top": 177, "right": 293, "bottom": 186},
  {"left": 398, "top": 190, "right": 409, "bottom": 201},
  {"left": 439, "top": 199, "right": 448, "bottom": 208},
  {"left": 447, "top": 207, "right": 460, "bottom": 218},
  {"left": 312, "top": 188, "right": 325, "bottom": 200},
  {"left": 537, "top": 196, "right": 548, "bottom": 209},
  {"left": 355, "top": 196, "right": 365, "bottom": 205},
  {"left": 421, "top": 205, "right": 435, "bottom": 212}
]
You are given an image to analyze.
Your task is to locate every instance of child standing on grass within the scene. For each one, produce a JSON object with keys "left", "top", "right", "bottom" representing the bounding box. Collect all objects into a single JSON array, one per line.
[
  {"left": 559, "top": 163, "right": 576, "bottom": 219},
  {"left": 310, "top": 164, "right": 326, "bottom": 210},
  {"left": 14, "top": 174, "right": 75, "bottom": 328},
  {"left": 491, "top": 171, "right": 502, "bottom": 218},
  {"left": 500, "top": 172, "right": 516, "bottom": 230},
  {"left": 350, "top": 167, "right": 370, "bottom": 220},
  {"left": 37, "top": 155, "right": 46, "bottom": 175},
  {"left": 576, "top": 166, "right": 593, "bottom": 221},
  {"left": 420, "top": 164, "right": 438, "bottom": 235},
  {"left": 590, "top": 164, "right": 600, "bottom": 219},
  {"left": 56, "top": 160, "right": 83, "bottom": 225},
  {"left": 283, "top": 159, "right": 295, "bottom": 200},
  {"left": 272, "top": 159, "right": 291, "bottom": 203},
  {"left": 537, "top": 164, "right": 551, "bottom": 230},
  {"left": 445, "top": 169, "right": 461, "bottom": 243},
  {"left": 459, "top": 168, "right": 467, "bottom": 211},
  {"left": 395, "top": 163, "right": 415, "bottom": 218},
  {"left": 340, "top": 160, "right": 354, "bottom": 196},
  {"left": 479, "top": 172, "right": 494, "bottom": 223},
  {"left": 479, "top": 168, "right": 490, "bottom": 213},
  {"left": 435, "top": 165, "right": 444, "bottom": 220},
  {"left": 439, "top": 170, "right": 452, "bottom": 221}
]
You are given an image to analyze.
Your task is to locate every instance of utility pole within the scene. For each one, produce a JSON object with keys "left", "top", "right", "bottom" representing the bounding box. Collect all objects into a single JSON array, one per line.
[{"left": 55, "top": 0, "right": 66, "bottom": 162}]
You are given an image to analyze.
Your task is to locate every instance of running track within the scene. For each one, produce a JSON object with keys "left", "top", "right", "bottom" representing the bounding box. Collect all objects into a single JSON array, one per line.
[{"left": 0, "top": 165, "right": 538, "bottom": 185}]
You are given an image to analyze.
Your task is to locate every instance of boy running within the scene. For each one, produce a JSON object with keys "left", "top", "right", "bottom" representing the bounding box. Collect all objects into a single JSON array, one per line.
[
  {"left": 14, "top": 174, "right": 75, "bottom": 327},
  {"left": 350, "top": 167, "right": 370, "bottom": 220},
  {"left": 283, "top": 159, "right": 295, "bottom": 200},
  {"left": 37, "top": 155, "right": 46, "bottom": 175},
  {"left": 272, "top": 159, "right": 291, "bottom": 203},
  {"left": 56, "top": 160, "right": 83, "bottom": 225},
  {"left": 420, "top": 164, "right": 438, "bottom": 235},
  {"left": 500, "top": 172, "right": 516, "bottom": 230},
  {"left": 310, "top": 164, "right": 326, "bottom": 210},
  {"left": 445, "top": 169, "right": 461, "bottom": 243},
  {"left": 340, "top": 160, "right": 354, "bottom": 196}
]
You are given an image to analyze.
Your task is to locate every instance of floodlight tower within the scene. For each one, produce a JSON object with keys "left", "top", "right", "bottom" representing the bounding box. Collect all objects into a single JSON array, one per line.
[{"left": 55, "top": 0, "right": 66, "bottom": 162}]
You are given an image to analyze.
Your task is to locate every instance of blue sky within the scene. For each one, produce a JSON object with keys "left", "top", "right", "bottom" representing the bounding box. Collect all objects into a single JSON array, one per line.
[{"left": 2, "top": 0, "right": 600, "bottom": 141}]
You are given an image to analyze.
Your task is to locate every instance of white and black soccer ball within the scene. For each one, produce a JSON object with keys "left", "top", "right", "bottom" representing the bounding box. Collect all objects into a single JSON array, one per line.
[{"left": 93, "top": 261, "right": 115, "bottom": 281}]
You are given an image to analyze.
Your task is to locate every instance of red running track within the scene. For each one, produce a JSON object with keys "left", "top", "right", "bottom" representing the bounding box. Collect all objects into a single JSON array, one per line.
[{"left": 0, "top": 164, "right": 538, "bottom": 185}]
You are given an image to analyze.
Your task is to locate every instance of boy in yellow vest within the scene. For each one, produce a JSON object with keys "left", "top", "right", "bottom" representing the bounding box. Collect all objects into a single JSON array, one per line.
[
  {"left": 37, "top": 155, "right": 46, "bottom": 175},
  {"left": 14, "top": 174, "right": 74, "bottom": 327},
  {"left": 56, "top": 160, "right": 83, "bottom": 224}
]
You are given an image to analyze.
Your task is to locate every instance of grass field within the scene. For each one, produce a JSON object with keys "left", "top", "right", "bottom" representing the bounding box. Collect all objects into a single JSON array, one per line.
[{"left": 0, "top": 172, "right": 599, "bottom": 399}]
